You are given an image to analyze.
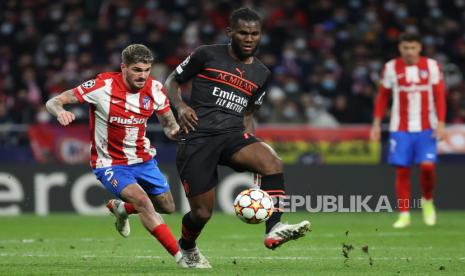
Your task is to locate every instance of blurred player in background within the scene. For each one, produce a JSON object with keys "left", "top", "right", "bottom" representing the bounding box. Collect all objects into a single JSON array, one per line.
[
  {"left": 370, "top": 32, "right": 446, "bottom": 228},
  {"left": 46, "top": 44, "right": 188, "bottom": 266},
  {"left": 164, "top": 8, "right": 310, "bottom": 268}
]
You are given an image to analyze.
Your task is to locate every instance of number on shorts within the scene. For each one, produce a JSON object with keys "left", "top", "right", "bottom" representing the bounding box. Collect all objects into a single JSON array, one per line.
[
  {"left": 390, "top": 139, "right": 397, "bottom": 153},
  {"left": 104, "top": 168, "right": 114, "bottom": 181}
]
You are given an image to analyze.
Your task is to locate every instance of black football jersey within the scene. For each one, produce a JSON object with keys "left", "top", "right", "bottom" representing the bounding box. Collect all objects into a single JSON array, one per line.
[{"left": 174, "top": 44, "right": 270, "bottom": 138}]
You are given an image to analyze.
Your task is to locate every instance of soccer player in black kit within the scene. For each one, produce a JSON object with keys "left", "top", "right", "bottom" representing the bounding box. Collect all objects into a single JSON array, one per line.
[{"left": 165, "top": 8, "right": 310, "bottom": 268}]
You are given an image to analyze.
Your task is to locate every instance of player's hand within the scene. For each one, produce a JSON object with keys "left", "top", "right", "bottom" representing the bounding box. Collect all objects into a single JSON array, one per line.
[
  {"left": 370, "top": 124, "right": 381, "bottom": 142},
  {"left": 163, "top": 123, "right": 180, "bottom": 140},
  {"left": 177, "top": 103, "right": 198, "bottom": 134},
  {"left": 433, "top": 122, "right": 446, "bottom": 141},
  {"left": 57, "top": 110, "right": 76, "bottom": 126}
]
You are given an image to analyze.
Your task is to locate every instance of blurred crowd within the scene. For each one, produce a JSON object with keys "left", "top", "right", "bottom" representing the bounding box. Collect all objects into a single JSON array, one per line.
[{"left": 1, "top": 0, "right": 465, "bottom": 131}]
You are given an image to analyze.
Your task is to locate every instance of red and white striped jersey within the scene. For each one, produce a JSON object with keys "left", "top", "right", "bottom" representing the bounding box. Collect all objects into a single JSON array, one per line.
[
  {"left": 72, "top": 72, "right": 170, "bottom": 168},
  {"left": 374, "top": 56, "right": 446, "bottom": 132}
]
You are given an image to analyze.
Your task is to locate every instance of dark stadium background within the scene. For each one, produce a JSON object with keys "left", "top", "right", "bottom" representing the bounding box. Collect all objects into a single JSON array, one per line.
[{"left": 0, "top": 0, "right": 464, "bottom": 213}]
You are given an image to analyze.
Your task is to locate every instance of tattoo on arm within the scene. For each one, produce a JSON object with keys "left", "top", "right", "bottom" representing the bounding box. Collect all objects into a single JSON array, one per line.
[
  {"left": 45, "top": 89, "right": 79, "bottom": 116},
  {"left": 45, "top": 97, "right": 65, "bottom": 117},
  {"left": 157, "top": 109, "right": 177, "bottom": 128}
]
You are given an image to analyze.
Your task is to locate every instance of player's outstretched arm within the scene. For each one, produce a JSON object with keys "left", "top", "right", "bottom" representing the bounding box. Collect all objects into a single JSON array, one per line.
[
  {"left": 45, "top": 89, "right": 79, "bottom": 126},
  {"left": 156, "top": 109, "right": 180, "bottom": 140},
  {"left": 164, "top": 72, "right": 198, "bottom": 134}
]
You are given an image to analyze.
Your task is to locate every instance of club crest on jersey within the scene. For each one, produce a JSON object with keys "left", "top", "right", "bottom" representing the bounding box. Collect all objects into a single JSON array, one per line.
[
  {"left": 142, "top": 96, "right": 151, "bottom": 110},
  {"left": 420, "top": 70, "right": 428, "bottom": 79},
  {"left": 82, "top": 79, "right": 96, "bottom": 89}
]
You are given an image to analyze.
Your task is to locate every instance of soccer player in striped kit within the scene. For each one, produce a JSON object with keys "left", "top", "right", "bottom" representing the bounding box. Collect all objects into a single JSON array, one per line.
[
  {"left": 370, "top": 32, "right": 446, "bottom": 228},
  {"left": 46, "top": 44, "right": 191, "bottom": 267}
]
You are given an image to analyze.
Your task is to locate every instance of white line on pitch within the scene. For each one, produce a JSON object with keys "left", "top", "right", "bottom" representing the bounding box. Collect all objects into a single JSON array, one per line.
[{"left": 0, "top": 253, "right": 464, "bottom": 262}]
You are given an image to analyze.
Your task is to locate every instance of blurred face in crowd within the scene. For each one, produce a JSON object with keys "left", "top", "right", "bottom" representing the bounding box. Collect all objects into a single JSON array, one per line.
[
  {"left": 121, "top": 62, "right": 151, "bottom": 90},
  {"left": 398, "top": 40, "right": 422, "bottom": 65},
  {"left": 228, "top": 19, "right": 261, "bottom": 61}
]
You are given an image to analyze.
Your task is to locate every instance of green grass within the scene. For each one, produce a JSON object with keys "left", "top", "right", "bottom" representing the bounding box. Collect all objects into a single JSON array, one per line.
[{"left": 1, "top": 212, "right": 464, "bottom": 275}]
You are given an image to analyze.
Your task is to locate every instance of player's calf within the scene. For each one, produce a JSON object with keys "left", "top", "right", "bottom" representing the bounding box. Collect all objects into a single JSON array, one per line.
[
  {"left": 190, "top": 207, "right": 213, "bottom": 223},
  {"left": 120, "top": 185, "right": 182, "bottom": 263},
  {"left": 129, "top": 194, "right": 167, "bottom": 230},
  {"left": 259, "top": 173, "right": 286, "bottom": 233},
  {"left": 149, "top": 192, "right": 176, "bottom": 214},
  {"left": 179, "top": 211, "right": 210, "bottom": 250},
  {"left": 154, "top": 202, "right": 176, "bottom": 214}
]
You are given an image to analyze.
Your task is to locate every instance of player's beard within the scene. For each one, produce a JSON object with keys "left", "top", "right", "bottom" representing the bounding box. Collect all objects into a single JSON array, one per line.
[
  {"left": 231, "top": 37, "right": 258, "bottom": 61},
  {"left": 127, "top": 76, "right": 146, "bottom": 91}
]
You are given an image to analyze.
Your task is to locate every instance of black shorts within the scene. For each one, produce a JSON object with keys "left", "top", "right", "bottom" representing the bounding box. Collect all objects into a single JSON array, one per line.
[{"left": 176, "top": 132, "right": 260, "bottom": 198}]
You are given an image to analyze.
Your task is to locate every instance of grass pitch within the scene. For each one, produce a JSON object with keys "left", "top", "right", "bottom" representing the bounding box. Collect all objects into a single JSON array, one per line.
[{"left": 0, "top": 212, "right": 464, "bottom": 275}]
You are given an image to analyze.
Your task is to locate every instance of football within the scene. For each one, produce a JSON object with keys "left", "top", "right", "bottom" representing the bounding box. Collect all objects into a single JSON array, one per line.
[{"left": 233, "top": 188, "right": 274, "bottom": 224}]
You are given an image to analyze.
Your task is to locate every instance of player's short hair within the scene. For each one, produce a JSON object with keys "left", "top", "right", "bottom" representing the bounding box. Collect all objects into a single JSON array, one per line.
[
  {"left": 230, "top": 7, "right": 262, "bottom": 28},
  {"left": 121, "top": 44, "right": 154, "bottom": 66},
  {"left": 398, "top": 32, "right": 422, "bottom": 44}
]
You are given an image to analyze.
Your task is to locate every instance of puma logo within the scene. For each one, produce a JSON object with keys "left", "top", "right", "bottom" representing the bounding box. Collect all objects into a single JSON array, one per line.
[{"left": 235, "top": 68, "right": 245, "bottom": 78}]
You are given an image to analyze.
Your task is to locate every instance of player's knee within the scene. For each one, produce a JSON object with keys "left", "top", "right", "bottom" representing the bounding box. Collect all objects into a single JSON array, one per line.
[
  {"left": 261, "top": 156, "right": 283, "bottom": 175},
  {"left": 191, "top": 208, "right": 212, "bottom": 223},
  {"left": 396, "top": 166, "right": 411, "bottom": 178},
  {"left": 420, "top": 163, "right": 435, "bottom": 171},
  {"left": 157, "top": 201, "right": 176, "bottom": 214},
  {"left": 131, "top": 194, "right": 153, "bottom": 212},
  {"left": 420, "top": 163, "right": 435, "bottom": 178}
]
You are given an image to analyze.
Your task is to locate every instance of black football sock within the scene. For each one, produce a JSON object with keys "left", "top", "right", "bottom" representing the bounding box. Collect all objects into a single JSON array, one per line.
[
  {"left": 260, "top": 173, "right": 285, "bottom": 233},
  {"left": 179, "top": 211, "right": 207, "bottom": 250}
]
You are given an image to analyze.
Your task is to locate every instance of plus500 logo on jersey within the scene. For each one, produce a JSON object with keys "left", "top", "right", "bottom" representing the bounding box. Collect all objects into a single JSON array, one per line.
[{"left": 109, "top": 116, "right": 147, "bottom": 125}]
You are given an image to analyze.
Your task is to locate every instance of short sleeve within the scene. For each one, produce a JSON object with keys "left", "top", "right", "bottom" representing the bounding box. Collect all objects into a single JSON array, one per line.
[
  {"left": 428, "top": 59, "right": 443, "bottom": 85},
  {"left": 248, "top": 75, "right": 270, "bottom": 110},
  {"left": 72, "top": 78, "right": 106, "bottom": 104},
  {"left": 152, "top": 83, "right": 171, "bottom": 115},
  {"left": 174, "top": 46, "right": 209, "bottom": 84},
  {"left": 380, "top": 63, "right": 393, "bottom": 90}
]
